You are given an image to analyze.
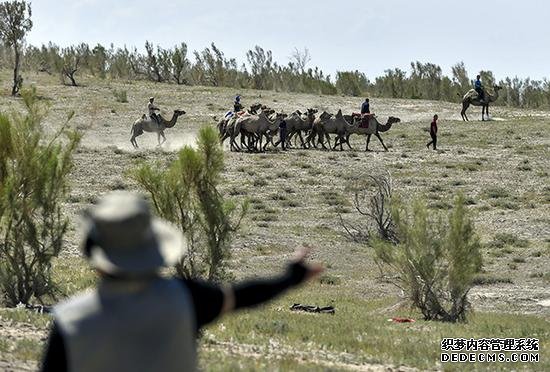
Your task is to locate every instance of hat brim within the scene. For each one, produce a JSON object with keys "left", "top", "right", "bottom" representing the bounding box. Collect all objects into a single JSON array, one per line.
[{"left": 87, "top": 218, "right": 187, "bottom": 275}]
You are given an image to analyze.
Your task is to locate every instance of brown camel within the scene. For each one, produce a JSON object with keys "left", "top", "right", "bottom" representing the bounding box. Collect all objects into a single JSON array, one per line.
[
  {"left": 275, "top": 108, "right": 317, "bottom": 149},
  {"left": 460, "top": 85, "right": 502, "bottom": 121},
  {"left": 231, "top": 111, "right": 285, "bottom": 152},
  {"left": 345, "top": 115, "right": 401, "bottom": 151},
  {"left": 130, "top": 110, "right": 186, "bottom": 148},
  {"left": 307, "top": 110, "right": 353, "bottom": 151}
]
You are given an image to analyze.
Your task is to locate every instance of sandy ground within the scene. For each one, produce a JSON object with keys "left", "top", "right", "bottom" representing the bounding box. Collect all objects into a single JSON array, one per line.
[{"left": 0, "top": 72, "right": 549, "bottom": 370}]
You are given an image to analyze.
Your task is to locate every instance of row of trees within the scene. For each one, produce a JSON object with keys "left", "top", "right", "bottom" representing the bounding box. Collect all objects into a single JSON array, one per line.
[{"left": 1, "top": 2, "right": 549, "bottom": 108}]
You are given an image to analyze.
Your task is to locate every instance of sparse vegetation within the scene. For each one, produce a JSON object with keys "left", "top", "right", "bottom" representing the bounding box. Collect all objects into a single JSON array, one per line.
[
  {"left": 373, "top": 194, "right": 482, "bottom": 322},
  {"left": 131, "top": 126, "right": 248, "bottom": 281},
  {"left": 489, "top": 233, "right": 530, "bottom": 249},
  {"left": 112, "top": 88, "right": 128, "bottom": 103},
  {"left": 0, "top": 88, "right": 80, "bottom": 307},
  {"left": 0, "top": 66, "right": 548, "bottom": 371}
]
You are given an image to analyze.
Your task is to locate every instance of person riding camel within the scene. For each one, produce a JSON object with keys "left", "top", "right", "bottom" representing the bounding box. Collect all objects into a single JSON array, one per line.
[
  {"left": 361, "top": 98, "right": 370, "bottom": 115},
  {"left": 148, "top": 97, "right": 161, "bottom": 126},
  {"left": 474, "top": 75, "right": 485, "bottom": 103},
  {"left": 233, "top": 95, "right": 244, "bottom": 113}
]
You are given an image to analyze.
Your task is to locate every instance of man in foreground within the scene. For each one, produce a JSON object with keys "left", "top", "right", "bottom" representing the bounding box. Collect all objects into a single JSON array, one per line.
[{"left": 41, "top": 191, "right": 322, "bottom": 372}]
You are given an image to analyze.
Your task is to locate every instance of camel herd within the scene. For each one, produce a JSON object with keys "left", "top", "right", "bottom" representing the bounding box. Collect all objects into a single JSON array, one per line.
[
  {"left": 216, "top": 104, "right": 401, "bottom": 152},
  {"left": 128, "top": 84, "right": 503, "bottom": 149}
]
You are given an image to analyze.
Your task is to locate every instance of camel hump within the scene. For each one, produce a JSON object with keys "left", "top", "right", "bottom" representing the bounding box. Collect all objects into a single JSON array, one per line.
[{"left": 463, "top": 89, "right": 478, "bottom": 100}]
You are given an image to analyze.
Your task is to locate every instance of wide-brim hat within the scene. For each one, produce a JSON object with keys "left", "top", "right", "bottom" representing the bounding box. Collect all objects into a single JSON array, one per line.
[{"left": 81, "top": 192, "right": 187, "bottom": 275}]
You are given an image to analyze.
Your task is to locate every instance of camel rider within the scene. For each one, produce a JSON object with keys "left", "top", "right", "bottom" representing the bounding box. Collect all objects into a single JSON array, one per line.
[
  {"left": 474, "top": 75, "right": 485, "bottom": 103},
  {"left": 148, "top": 97, "right": 161, "bottom": 126},
  {"left": 361, "top": 98, "right": 370, "bottom": 115},
  {"left": 234, "top": 95, "right": 244, "bottom": 113}
]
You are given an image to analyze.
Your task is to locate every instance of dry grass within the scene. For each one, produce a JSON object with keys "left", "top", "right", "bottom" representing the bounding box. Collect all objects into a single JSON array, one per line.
[{"left": 1, "top": 70, "right": 549, "bottom": 370}]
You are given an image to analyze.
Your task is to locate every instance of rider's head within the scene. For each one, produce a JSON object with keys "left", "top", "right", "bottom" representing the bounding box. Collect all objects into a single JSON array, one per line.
[
  {"left": 434, "top": 114, "right": 439, "bottom": 120},
  {"left": 476, "top": 75, "right": 481, "bottom": 80},
  {"left": 149, "top": 97, "right": 154, "bottom": 102},
  {"left": 235, "top": 95, "right": 241, "bottom": 102},
  {"left": 365, "top": 98, "right": 369, "bottom": 102}
]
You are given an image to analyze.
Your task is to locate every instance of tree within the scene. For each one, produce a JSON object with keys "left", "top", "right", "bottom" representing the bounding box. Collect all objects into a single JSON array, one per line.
[
  {"left": 132, "top": 126, "right": 247, "bottom": 281},
  {"left": 451, "top": 61, "right": 470, "bottom": 93},
  {"left": 290, "top": 47, "right": 311, "bottom": 73},
  {"left": 0, "top": 0, "right": 32, "bottom": 96},
  {"left": 246, "top": 46, "right": 274, "bottom": 90},
  {"left": 144, "top": 41, "right": 162, "bottom": 82},
  {"left": 373, "top": 194, "right": 482, "bottom": 322},
  {"left": 170, "top": 42, "right": 190, "bottom": 84},
  {"left": 59, "top": 44, "right": 89, "bottom": 86},
  {"left": 0, "top": 88, "right": 80, "bottom": 306},
  {"left": 335, "top": 70, "right": 369, "bottom": 96}
]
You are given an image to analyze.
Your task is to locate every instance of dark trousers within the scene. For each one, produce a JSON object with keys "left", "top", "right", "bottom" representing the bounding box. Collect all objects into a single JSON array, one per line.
[
  {"left": 427, "top": 132, "right": 437, "bottom": 150},
  {"left": 280, "top": 129, "right": 287, "bottom": 150},
  {"left": 475, "top": 87, "right": 484, "bottom": 101}
]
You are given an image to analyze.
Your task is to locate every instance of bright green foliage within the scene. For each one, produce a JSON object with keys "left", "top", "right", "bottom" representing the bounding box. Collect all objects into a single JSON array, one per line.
[
  {"left": 132, "top": 126, "right": 247, "bottom": 281},
  {"left": 0, "top": 87, "right": 80, "bottom": 306},
  {"left": 373, "top": 194, "right": 482, "bottom": 322}
]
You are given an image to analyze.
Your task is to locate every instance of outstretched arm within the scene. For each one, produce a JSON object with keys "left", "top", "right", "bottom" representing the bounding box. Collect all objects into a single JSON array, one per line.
[{"left": 221, "top": 247, "right": 323, "bottom": 314}]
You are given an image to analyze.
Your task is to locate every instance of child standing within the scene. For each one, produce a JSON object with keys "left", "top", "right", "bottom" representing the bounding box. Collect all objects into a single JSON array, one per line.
[{"left": 426, "top": 114, "right": 438, "bottom": 150}]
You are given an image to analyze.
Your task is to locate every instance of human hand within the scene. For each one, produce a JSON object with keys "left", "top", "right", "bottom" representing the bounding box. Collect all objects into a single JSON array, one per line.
[{"left": 292, "top": 245, "right": 324, "bottom": 282}]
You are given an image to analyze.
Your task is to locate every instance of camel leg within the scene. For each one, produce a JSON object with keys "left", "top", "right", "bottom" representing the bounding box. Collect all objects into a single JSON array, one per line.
[
  {"left": 325, "top": 133, "right": 332, "bottom": 150},
  {"left": 332, "top": 136, "right": 340, "bottom": 151},
  {"left": 297, "top": 131, "right": 307, "bottom": 148},
  {"left": 375, "top": 132, "right": 388, "bottom": 151},
  {"left": 130, "top": 131, "right": 141, "bottom": 149},
  {"left": 461, "top": 102, "right": 469, "bottom": 121},
  {"left": 160, "top": 131, "right": 166, "bottom": 145},
  {"left": 345, "top": 134, "right": 353, "bottom": 150},
  {"left": 366, "top": 134, "right": 372, "bottom": 152}
]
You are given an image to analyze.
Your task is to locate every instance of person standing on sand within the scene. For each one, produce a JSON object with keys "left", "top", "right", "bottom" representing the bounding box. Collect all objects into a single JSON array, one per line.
[
  {"left": 40, "top": 191, "right": 322, "bottom": 372},
  {"left": 279, "top": 117, "right": 288, "bottom": 151},
  {"left": 426, "top": 114, "right": 438, "bottom": 150}
]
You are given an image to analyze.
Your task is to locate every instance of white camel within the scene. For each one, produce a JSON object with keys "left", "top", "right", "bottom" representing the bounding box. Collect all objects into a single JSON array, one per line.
[{"left": 130, "top": 110, "right": 186, "bottom": 148}]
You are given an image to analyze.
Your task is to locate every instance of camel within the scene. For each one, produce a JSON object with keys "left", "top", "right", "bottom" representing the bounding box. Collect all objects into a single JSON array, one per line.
[
  {"left": 231, "top": 111, "right": 285, "bottom": 152},
  {"left": 460, "top": 85, "right": 502, "bottom": 121},
  {"left": 130, "top": 110, "right": 186, "bottom": 148},
  {"left": 344, "top": 115, "right": 401, "bottom": 151},
  {"left": 286, "top": 108, "right": 317, "bottom": 148},
  {"left": 306, "top": 110, "right": 353, "bottom": 151},
  {"left": 216, "top": 104, "right": 273, "bottom": 141},
  {"left": 217, "top": 105, "right": 276, "bottom": 151}
]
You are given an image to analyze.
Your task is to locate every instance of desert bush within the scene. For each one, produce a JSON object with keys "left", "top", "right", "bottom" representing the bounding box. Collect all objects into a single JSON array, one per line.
[
  {"left": 489, "top": 233, "right": 529, "bottom": 248},
  {"left": 0, "top": 88, "right": 80, "bottom": 306},
  {"left": 132, "top": 126, "right": 247, "bottom": 281},
  {"left": 372, "top": 194, "right": 482, "bottom": 322},
  {"left": 112, "top": 88, "right": 128, "bottom": 103},
  {"left": 340, "top": 173, "right": 397, "bottom": 243}
]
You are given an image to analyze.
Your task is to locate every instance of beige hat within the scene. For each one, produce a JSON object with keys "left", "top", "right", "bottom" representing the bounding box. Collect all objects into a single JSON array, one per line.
[{"left": 81, "top": 192, "right": 186, "bottom": 275}]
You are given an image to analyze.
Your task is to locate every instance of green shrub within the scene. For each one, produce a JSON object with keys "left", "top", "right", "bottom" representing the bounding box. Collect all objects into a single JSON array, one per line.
[
  {"left": 132, "top": 126, "right": 247, "bottom": 281},
  {"left": 489, "top": 233, "right": 529, "bottom": 248},
  {"left": 112, "top": 88, "right": 128, "bottom": 103},
  {"left": 373, "top": 194, "right": 482, "bottom": 322},
  {"left": 0, "top": 88, "right": 80, "bottom": 306}
]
